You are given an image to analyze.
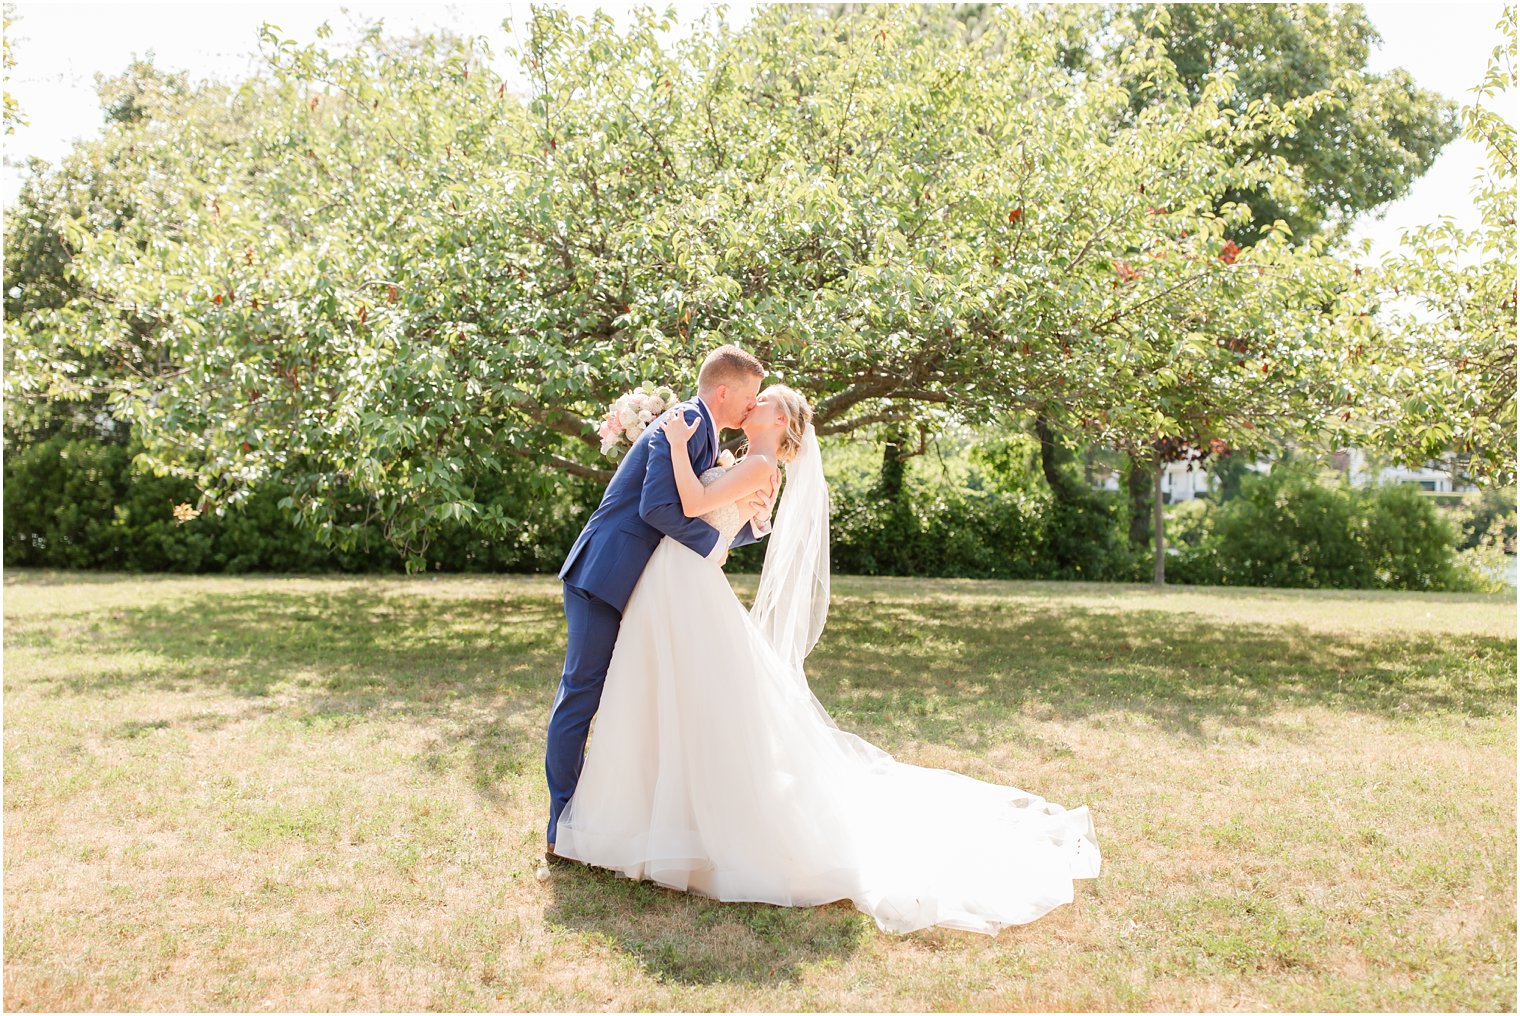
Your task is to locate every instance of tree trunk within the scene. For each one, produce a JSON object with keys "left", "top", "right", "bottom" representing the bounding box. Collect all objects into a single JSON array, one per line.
[
  {"left": 877, "top": 425, "right": 908, "bottom": 500},
  {"left": 1152, "top": 460, "right": 1166, "bottom": 586},
  {"left": 1125, "top": 452, "right": 1152, "bottom": 549},
  {"left": 1033, "top": 412, "right": 1077, "bottom": 499}
]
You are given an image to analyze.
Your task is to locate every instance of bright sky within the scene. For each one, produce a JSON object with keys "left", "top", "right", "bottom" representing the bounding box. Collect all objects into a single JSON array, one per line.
[{"left": 1, "top": 1, "right": 1510, "bottom": 263}]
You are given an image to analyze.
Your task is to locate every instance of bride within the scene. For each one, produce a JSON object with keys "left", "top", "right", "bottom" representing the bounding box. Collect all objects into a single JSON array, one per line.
[{"left": 551, "top": 384, "right": 1101, "bottom": 935}]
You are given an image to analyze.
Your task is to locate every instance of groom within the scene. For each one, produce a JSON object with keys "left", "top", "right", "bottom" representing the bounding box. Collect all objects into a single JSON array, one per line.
[{"left": 544, "top": 344, "right": 772, "bottom": 857}]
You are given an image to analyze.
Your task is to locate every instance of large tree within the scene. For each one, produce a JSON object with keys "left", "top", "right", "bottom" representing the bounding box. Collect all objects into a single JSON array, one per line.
[
  {"left": 1118, "top": 3, "right": 1460, "bottom": 245},
  {"left": 1349, "top": 5, "right": 1517, "bottom": 489},
  {"left": 803, "top": 2, "right": 1461, "bottom": 573},
  {"left": 1101, "top": 4, "right": 1460, "bottom": 574},
  {"left": 4, "top": 4, "right": 1362, "bottom": 570},
  {"left": 797, "top": 3, "right": 1460, "bottom": 245},
  {"left": 2, "top": 58, "right": 202, "bottom": 450}
]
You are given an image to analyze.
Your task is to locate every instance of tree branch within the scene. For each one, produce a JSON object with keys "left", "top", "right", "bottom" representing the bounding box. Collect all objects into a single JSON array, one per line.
[
  {"left": 497, "top": 389, "right": 600, "bottom": 449},
  {"left": 816, "top": 409, "right": 912, "bottom": 435},
  {"left": 506, "top": 444, "right": 613, "bottom": 483}
]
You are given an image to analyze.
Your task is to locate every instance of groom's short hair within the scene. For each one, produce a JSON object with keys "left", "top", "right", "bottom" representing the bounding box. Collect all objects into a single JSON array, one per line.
[{"left": 698, "top": 344, "right": 765, "bottom": 390}]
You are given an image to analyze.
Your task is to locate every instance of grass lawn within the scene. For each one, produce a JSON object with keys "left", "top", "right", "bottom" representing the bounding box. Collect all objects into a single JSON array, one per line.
[{"left": 3, "top": 569, "right": 1515, "bottom": 1011}]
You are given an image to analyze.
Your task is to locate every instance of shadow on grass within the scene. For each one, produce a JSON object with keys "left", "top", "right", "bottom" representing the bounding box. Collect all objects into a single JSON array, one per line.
[
  {"left": 14, "top": 580, "right": 1515, "bottom": 746},
  {"left": 544, "top": 862, "right": 871, "bottom": 985},
  {"left": 812, "top": 594, "right": 1516, "bottom": 740},
  {"left": 14, "top": 585, "right": 567, "bottom": 806}
]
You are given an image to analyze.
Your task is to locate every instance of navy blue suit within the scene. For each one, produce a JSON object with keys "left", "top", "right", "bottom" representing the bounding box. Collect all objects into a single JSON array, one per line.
[{"left": 545, "top": 397, "right": 763, "bottom": 844}]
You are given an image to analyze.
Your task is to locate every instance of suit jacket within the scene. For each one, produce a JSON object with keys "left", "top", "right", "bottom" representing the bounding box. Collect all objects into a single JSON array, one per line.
[{"left": 559, "top": 397, "right": 764, "bottom": 612}]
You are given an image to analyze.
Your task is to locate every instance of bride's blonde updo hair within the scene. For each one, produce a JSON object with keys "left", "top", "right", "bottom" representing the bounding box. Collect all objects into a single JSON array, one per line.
[{"left": 764, "top": 384, "right": 813, "bottom": 466}]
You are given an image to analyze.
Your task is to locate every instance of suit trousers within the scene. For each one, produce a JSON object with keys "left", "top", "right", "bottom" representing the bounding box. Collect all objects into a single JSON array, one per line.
[{"left": 544, "top": 581, "right": 622, "bottom": 844}]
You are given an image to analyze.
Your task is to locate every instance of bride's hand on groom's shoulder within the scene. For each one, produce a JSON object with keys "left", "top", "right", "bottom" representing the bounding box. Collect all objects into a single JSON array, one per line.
[{"left": 661, "top": 412, "right": 699, "bottom": 447}]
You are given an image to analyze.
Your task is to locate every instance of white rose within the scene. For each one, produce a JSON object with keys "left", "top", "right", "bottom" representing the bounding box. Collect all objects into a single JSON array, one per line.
[
  {"left": 716, "top": 449, "right": 736, "bottom": 468},
  {"left": 641, "top": 395, "right": 662, "bottom": 414},
  {"left": 617, "top": 406, "right": 639, "bottom": 429},
  {"left": 638, "top": 409, "right": 653, "bottom": 423}
]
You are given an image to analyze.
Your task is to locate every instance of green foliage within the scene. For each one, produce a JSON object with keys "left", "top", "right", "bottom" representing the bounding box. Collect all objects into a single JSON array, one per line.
[
  {"left": 807, "top": 2, "right": 1465, "bottom": 585},
  {"left": 3, "top": 432, "right": 599, "bottom": 573},
  {"left": 9, "top": 420, "right": 1501, "bottom": 591},
  {"left": 1156, "top": 496, "right": 1220, "bottom": 584},
  {"left": 1120, "top": 3, "right": 1460, "bottom": 244},
  {"left": 1039, "top": 476, "right": 1137, "bottom": 582},
  {"left": 1353, "top": 6, "right": 1517, "bottom": 488},
  {"left": 3, "top": 3, "right": 1369, "bottom": 568},
  {"left": 1, "top": 57, "right": 206, "bottom": 455},
  {"left": 814, "top": 0, "right": 1465, "bottom": 247},
  {"left": 1167, "top": 463, "right": 1493, "bottom": 591},
  {"left": 1204, "top": 463, "right": 1369, "bottom": 588},
  {"left": 966, "top": 432, "right": 1043, "bottom": 493},
  {"left": 1201, "top": 451, "right": 1257, "bottom": 504},
  {"left": 1352, "top": 482, "right": 1463, "bottom": 590},
  {"left": 2, "top": 3, "right": 23, "bottom": 135},
  {"left": 1449, "top": 490, "right": 1519, "bottom": 593},
  {"left": 1165, "top": 496, "right": 1215, "bottom": 549},
  {"left": 826, "top": 474, "right": 1054, "bottom": 580},
  {"left": 4, "top": 433, "right": 308, "bottom": 572},
  {"left": 742, "top": 427, "right": 1138, "bottom": 580},
  {"left": 1451, "top": 486, "right": 1517, "bottom": 553}
]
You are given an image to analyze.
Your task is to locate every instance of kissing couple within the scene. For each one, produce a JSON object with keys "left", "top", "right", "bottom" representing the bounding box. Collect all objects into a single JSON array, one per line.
[{"left": 543, "top": 344, "right": 1100, "bottom": 935}]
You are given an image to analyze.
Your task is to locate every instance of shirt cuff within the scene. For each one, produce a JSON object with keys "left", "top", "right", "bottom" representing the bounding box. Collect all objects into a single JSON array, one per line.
[{"left": 705, "top": 534, "right": 728, "bottom": 564}]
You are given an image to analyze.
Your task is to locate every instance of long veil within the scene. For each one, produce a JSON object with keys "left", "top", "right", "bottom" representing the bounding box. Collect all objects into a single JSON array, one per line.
[{"left": 749, "top": 424, "right": 831, "bottom": 688}]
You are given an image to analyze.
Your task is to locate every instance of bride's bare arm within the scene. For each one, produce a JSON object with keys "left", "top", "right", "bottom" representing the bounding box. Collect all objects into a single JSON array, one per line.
[
  {"left": 659, "top": 414, "right": 712, "bottom": 516},
  {"left": 661, "top": 414, "right": 772, "bottom": 517},
  {"left": 740, "top": 470, "right": 778, "bottom": 524}
]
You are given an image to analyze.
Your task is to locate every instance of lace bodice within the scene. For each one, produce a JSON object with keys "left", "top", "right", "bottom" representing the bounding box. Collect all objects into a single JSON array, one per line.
[{"left": 699, "top": 465, "right": 745, "bottom": 567}]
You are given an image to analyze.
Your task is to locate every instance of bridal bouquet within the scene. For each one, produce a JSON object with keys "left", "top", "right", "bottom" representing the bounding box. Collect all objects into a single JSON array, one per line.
[{"left": 597, "top": 384, "right": 679, "bottom": 456}]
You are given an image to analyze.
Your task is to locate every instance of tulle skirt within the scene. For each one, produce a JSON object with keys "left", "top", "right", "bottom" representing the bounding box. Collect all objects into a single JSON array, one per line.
[{"left": 554, "top": 537, "right": 1101, "bottom": 935}]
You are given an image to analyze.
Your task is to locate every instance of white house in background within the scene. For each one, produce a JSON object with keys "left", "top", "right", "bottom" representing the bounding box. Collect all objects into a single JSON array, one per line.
[
  {"left": 1089, "top": 448, "right": 1478, "bottom": 503},
  {"left": 1330, "top": 447, "right": 1478, "bottom": 494},
  {"left": 1090, "top": 457, "right": 1268, "bottom": 502}
]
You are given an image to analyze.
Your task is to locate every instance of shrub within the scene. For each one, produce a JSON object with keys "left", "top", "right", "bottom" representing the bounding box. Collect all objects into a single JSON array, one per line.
[
  {"left": 809, "top": 468, "right": 1132, "bottom": 581},
  {"left": 1449, "top": 486, "right": 1517, "bottom": 553},
  {"left": 1201, "top": 464, "right": 1485, "bottom": 591},
  {"left": 1351, "top": 481, "right": 1461, "bottom": 590},
  {"left": 3, "top": 433, "right": 598, "bottom": 574},
  {"left": 1209, "top": 463, "right": 1372, "bottom": 588},
  {"left": 9, "top": 426, "right": 1502, "bottom": 593},
  {"left": 5, "top": 434, "right": 355, "bottom": 572},
  {"left": 1448, "top": 511, "right": 1517, "bottom": 593},
  {"left": 1160, "top": 497, "right": 1224, "bottom": 585},
  {"left": 822, "top": 476, "right": 1051, "bottom": 579}
]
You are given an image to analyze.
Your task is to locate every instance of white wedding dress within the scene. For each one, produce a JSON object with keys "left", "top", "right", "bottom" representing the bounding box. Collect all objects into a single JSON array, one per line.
[{"left": 553, "top": 463, "right": 1101, "bottom": 935}]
